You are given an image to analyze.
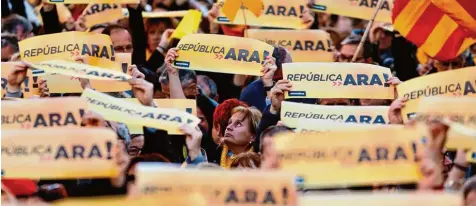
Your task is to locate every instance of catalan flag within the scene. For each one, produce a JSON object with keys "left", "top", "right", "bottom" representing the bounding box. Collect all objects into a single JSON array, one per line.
[{"left": 392, "top": 0, "right": 476, "bottom": 61}]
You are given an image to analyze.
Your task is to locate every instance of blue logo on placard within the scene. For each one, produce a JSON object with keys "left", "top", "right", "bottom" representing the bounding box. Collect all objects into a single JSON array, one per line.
[
  {"left": 217, "top": 17, "right": 230, "bottom": 22},
  {"left": 312, "top": 4, "right": 327, "bottom": 11},
  {"left": 49, "top": 0, "right": 64, "bottom": 2},
  {"left": 174, "top": 61, "right": 190, "bottom": 68},
  {"left": 288, "top": 91, "right": 306, "bottom": 97},
  {"left": 295, "top": 176, "right": 305, "bottom": 188},
  {"left": 186, "top": 108, "right": 192, "bottom": 114}
]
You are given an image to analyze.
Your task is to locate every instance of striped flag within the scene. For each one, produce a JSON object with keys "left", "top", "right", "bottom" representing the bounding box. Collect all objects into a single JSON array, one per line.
[
  {"left": 392, "top": 0, "right": 476, "bottom": 61},
  {"left": 431, "top": 0, "right": 476, "bottom": 35}
]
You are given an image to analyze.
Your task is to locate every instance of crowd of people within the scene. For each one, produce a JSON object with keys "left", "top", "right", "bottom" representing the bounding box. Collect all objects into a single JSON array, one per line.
[{"left": 2, "top": 0, "right": 476, "bottom": 205}]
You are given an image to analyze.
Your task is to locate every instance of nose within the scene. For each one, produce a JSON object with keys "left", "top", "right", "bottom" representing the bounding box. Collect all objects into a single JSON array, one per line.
[{"left": 226, "top": 124, "right": 234, "bottom": 132}]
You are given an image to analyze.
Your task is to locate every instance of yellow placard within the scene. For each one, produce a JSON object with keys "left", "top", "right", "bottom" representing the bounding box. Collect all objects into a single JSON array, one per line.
[
  {"left": 53, "top": 194, "right": 208, "bottom": 206},
  {"left": 29, "top": 60, "right": 132, "bottom": 82},
  {"left": 397, "top": 67, "right": 476, "bottom": 122},
  {"left": 300, "top": 192, "right": 461, "bottom": 206},
  {"left": 82, "top": 3, "right": 124, "bottom": 28},
  {"left": 2, "top": 128, "right": 118, "bottom": 179},
  {"left": 170, "top": 10, "right": 202, "bottom": 40},
  {"left": 248, "top": 29, "right": 334, "bottom": 62},
  {"left": 275, "top": 125, "right": 422, "bottom": 188},
  {"left": 125, "top": 98, "right": 197, "bottom": 134},
  {"left": 1, "top": 62, "right": 37, "bottom": 98},
  {"left": 174, "top": 34, "right": 274, "bottom": 76},
  {"left": 215, "top": 0, "right": 308, "bottom": 29},
  {"left": 136, "top": 166, "right": 298, "bottom": 205},
  {"left": 42, "top": 53, "right": 131, "bottom": 93},
  {"left": 310, "top": 0, "right": 392, "bottom": 23},
  {"left": 2, "top": 97, "right": 86, "bottom": 130},
  {"left": 284, "top": 62, "right": 395, "bottom": 99},
  {"left": 47, "top": 0, "right": 138, "bottom": 4},
  {"left": 294, "top": 119, "right": 379, "bottom": 134},
  {"left": 281, "top": 101, "right": 389, "bottom": 129},
  {"left": 81, "top": 89, "right": 200, "bottom": 134},
  {"left": 19, "top": 31, "right": 117, "bottom": 68}
]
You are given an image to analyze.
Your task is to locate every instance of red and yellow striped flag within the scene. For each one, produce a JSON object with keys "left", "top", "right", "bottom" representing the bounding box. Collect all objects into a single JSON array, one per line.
[{"left": 392, "top": 0, "right": 476, "bottom": 61}]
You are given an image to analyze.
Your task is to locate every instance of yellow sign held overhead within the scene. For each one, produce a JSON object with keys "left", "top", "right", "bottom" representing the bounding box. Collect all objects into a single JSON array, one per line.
[
  {"left": 248, "top": 29, "right": 334, "bottom": 62},
  {"left": 284, "top": 62, "right": 395, "bottom": 99},
  {"left": 82, "top": 3, "right": 124, "bottom": 28},
  {"left": 2, "top": 97, "right": 86, "bottom": 130},
  {"left": 275, "top": 125, "right": 422, "bottom": 188},
  {"left": 215, "top": 0, "right": 308, "bottom": 29},
  {"left": 310, "top": 0, "right": 393, "bottom": 23},
  {"left": 81, "top": 89, "right": 200, "bottom": 134},
  {"left": 397, "top": 67, "right": 476, "bottom": 122},
  {"left": 2, "top": 128, "right": 118, "bottom": 179},
  {"left": 136, "top": 166, "right": 298, "bottom": 205},
  {"left": 170, "top": 10, "right": 202, "bottom": 40},
  {"left": 173, "top": 34, "right": 274, "bottom": 76}
]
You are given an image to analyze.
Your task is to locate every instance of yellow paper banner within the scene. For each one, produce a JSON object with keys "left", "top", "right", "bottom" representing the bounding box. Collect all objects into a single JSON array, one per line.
[
  {"left": 281, "top": 101, "right": 389, "bottom": 129},
  {"left": 170, "top": 10, "right": 202, "bottom": 40},
  {"left": 311, "top": 0, "right": 393, "bottom": 23},
  {"left": 275, "top": 125, "right": 422, "bottom": 188},
  {"left": 29, "top": 60, "right": 132, "bottom": 82},
  {"left": 41, "top": 53, "right": 131, "bottom": 93},
  {"left": 81, "top": 89, "right": 200, "bottom": 134},
  {"left": 136, "top": 166, "right": 298, "bottom": 205},
  {"left": 19, "top": 31, "right": 117, "bottom": 68},
  {"left": 397, "top": 67, "right": 476, "bottom": 122},
  {"left": 215, "top": 0, "right": 308, "bottom": 29},
  {"left": 2, "top": 97, "right": 86, "bottom": 130},
  {"left": 82, "top": 3, "right": 124, "bottom": 28},
  {"left": 174, "top": 34, "right": 274, "bottom": 76},
  {"left": 47, "top": 0, "right": 138, "bottom": 4},
  {"left": 2, "top": 128, "right": 118, "bottom": 179},
  {"left": 1, "top": 62, "right": 37, "bottom": 98},
  {"left": 125, "top": 98, "right": 196, "bottom": 135},
  {"left": 300, "top": 192, "right": 461, "bottom": 206},
  {"left": 248, "top": 29, "right": 334, "bottom": 62},
  {"left": 53, "top": 194, "right": 208, "bottom": 206},
  {"left": 284, "top": 62, "right": 395, "bottom": 99},
  {"left": 122, "top": 10, "right": 189, "bottom": 18}
]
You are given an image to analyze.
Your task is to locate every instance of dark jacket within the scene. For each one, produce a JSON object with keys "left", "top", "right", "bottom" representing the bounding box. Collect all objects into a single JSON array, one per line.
[
  {"left": 240, "top": 79, "right": 267, "bottom": 112},
  {"left": 253, "top": 104, "right": 280, "bottom": 152}
]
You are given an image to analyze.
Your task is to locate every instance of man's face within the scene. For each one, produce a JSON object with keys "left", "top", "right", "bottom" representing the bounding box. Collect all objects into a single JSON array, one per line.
[
  {"left": 197, "top": 76, "right": 212, "bottom": 97},
  {"left": 1, "top": 45, "right": 16, "bottom": 62},
  {"left": 127, "top": 135, "right": 144, "bottom": 157},
  {"left": 15, "top": 25, "right": 32, "bottom": 41},
  {"left": 338, "top": 44, "right": 366, "bottom": 63},
  {"left": 320, "top": 98, "right": 352, "bottom": 106},
  {"left": 110, "top": 28, "right": 133, "bottom": 53},
  {"left": 434, "top": 55, "right": 465, "bottom": 72},
  {"left": 160, "top": 82, "right": 197, "bottom": 99}
]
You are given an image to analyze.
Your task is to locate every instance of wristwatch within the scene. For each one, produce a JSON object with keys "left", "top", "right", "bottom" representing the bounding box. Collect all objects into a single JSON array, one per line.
[{"left": 264, "top": 81, "right": 276, "bottom": 92}]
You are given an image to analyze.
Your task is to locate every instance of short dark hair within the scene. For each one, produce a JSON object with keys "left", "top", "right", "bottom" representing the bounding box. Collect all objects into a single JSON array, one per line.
[
  {"left": 158, "top": 69, "right": 196, "bottom": 86},
  {"left": 101, "top": 23, "right": 128, "bottom": 36},
  {"left": 89, "top": 23, "right": 108, "bottom": 33},
  {"left": 1, "top": 14, "right": 33, "bottom": 34},
  {"left": 197, "top": 75, "right": 217, "bottom": 99},
  {"left": 1, "top": 33, "right": 19, "bottom": 53}
]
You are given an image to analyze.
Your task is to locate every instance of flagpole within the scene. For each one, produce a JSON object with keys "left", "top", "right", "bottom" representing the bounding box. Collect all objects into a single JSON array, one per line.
[
  {"left": 241, "top": 1, "right": 248, "bottom": 37},
  {"left": 351, "top": 0, "right": 386, "bottom": 62}
]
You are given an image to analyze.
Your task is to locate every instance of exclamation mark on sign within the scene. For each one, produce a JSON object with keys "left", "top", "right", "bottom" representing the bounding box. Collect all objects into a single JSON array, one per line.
[
  {"left": 282, "top": 187, "right": 288, "bottom": 205},
  {"left": 412, "top": 141, "right": 418, "bottom": 161},
  {"left": 110, "top": 45, "right": 116, "bottom": 61},
  {"left": 23, "top": 76, "right": 29, "bottom": 92},
  {"left": 106, "top": 141, "right": 113, "bottom": 160},
  {"left": 261, "top": 50, "right": 270, "bottom": 64},
  {"left": 121, "top": 63, "right": 128, "bottom": 74},
  {"left": 32, "top": 76, "right": 39, "bottom": 88}
]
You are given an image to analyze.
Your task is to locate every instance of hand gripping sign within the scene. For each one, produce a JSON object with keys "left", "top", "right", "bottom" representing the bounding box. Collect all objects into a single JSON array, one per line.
[
  {"left": 310, "top": 0, "right": 393, "bottom": 23},
  {"left": 173, "top": 34, "right": 274, "bottom": 76},
  {"left": 397, "top": 66, "right": 476, "bottom": 122},
  {"left": 284, "top": 62, "right": 395, "bottom": 99},
  {"left": 248, "top": 29, "right": 334, "bottom": 62},
  {"left": 136, "top": 165, "right": 298, "bottom": 205},
  {"left": 2, "top": 97, "right": 86, "bottom": 130},
  {"left": 215, "top": 0, "right": 309, "bottom": 29},
  {"left": 1, "top": 62, "right": 37, "bottom": 98},
  {"left": 2, "top": 128, "right": 118, "bottom": 179},
  {"left": 81, "top": 89, "right": 200, "bottom": 134},
  {"left": 281, "top": 101, "right": 389, "bottom": 129}
]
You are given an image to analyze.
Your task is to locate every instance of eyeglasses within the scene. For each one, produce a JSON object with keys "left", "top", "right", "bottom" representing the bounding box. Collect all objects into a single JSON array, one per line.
[
  {"left": 127, "top": 146, "right": 142, "bottom": 156},
  {"left": 113, "top": 44, "right": 133, "bottom": 53},
  {"left": 337, "top": 53, "right": 364, "bottom": 62}
]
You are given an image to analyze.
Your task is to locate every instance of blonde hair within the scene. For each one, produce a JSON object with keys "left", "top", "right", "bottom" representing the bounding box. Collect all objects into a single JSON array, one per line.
[{"left": 231, "top": 106, "right": 262, "bottom": 135}]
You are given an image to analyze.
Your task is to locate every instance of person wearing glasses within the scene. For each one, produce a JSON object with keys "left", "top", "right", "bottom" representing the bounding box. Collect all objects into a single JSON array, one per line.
[
  {"left": 336, "top": 31, "right": 373, "bottom": 64},
  {"left": 127, "top": 134, "right": 145, "bottom": 157}
]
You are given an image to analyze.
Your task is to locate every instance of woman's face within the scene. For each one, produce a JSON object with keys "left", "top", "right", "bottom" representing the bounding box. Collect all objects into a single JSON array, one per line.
[
  {"left": 147, "top": 23, "right": 167, "bottom": 51},
  {"left": 224, "top": 112, "right": 254, "bottom": 147}
]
